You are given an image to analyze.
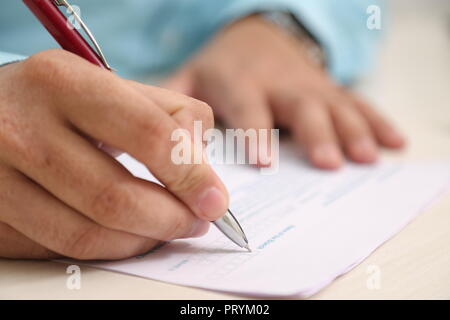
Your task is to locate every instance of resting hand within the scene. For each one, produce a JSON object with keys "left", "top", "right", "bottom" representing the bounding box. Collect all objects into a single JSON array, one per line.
[{"left": 164, "top": 15, "right": 405, "bottom": 169}]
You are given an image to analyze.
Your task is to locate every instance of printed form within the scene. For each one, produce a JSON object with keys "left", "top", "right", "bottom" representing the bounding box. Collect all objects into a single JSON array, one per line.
[{"left": 83, "top": 145, "right": 450, "bottom": 297}]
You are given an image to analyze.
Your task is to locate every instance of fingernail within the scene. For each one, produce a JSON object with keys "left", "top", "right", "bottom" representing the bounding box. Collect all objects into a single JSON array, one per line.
[
  {"left": 187, "top": 220, "right": 210, "bottom": 238},
  {"left": 257, "top": 143, "right": 272, "bottom": 168},
  {"left": 312, "top": 144, "right": 342, "bottom": 168},
  {"left": 197, "top": 187, "right": 228, "bottom": 221}
]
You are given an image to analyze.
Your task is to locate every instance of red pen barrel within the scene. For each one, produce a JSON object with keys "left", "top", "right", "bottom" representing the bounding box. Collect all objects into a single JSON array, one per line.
[{"left": 23, "top": 0, "right": 107, "bottom": 69}]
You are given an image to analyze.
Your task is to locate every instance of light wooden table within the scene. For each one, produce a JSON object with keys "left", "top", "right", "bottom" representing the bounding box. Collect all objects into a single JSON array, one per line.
[{"left": 1, "top": 1, "right": 449, "bottom": 299}]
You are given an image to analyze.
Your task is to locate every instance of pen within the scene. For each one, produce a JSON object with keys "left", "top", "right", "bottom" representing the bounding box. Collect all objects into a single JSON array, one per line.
[
  {"left": 23, "top": 0, "right": 111, "bottom": 69},
  {"left": 23, "top": 0, "right": 251, "bottom": 252},
  {"left": 214, "top": 210, "right": 251, "bottom": 252}
]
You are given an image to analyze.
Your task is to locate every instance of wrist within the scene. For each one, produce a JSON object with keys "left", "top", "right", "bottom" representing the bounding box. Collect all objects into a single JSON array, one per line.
[{"left": 259, "top": 11, "right": 326, "bottom": 67}]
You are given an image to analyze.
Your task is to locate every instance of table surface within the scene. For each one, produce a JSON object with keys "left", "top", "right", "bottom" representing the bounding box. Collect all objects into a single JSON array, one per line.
[{"left": 1, "top": 2, "right": 450, "bottom": 299}]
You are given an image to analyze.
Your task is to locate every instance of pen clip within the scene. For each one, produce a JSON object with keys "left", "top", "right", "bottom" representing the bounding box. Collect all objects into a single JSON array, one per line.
[{"left": 53, "top": 0, "right": 113, "bottom": 70}]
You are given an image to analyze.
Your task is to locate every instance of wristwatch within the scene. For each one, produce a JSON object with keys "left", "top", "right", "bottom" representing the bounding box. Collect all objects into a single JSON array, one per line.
[{"left": 260, "top": 11, "right": 326, "bottom": 67}]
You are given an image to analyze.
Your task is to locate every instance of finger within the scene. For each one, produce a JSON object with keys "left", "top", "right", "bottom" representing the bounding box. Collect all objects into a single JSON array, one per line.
[
  {"left": 2, "top": 126, "right": 210, "bottom": 241},
  {"left": 349, "top": 94, "right": 406, "bottom": 149},
  {"left": 214, "top": 81, "right": 274, "bottom": 167},
  {"left": 137, "top": 78, "right": 274, "bottom": 167},
  {"left": 0, "top": 167, "right": 161, "bottom": 260},
  {"left": 329, "top": 98, "right": 378, "bottom": 163},
  {"left": 126, "top": 80, "right": 214, "bottom": 137},
  {"left": 0, "top": 222, "right": 60, "bottom": 259},
  {"left": 44, "top": 62, "right": 228, "bottom": 221},
  {"left": 288, "top": 98, "right": 343, "bottom": 169},
  {"left": 161, "top": 66, "right": 196, "bottom": 96}
]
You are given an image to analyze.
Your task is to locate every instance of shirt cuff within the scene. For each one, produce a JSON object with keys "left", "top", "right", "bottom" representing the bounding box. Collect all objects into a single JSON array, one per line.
[{"left": 0, "top": 52, "right": 26, "bottom": 67}]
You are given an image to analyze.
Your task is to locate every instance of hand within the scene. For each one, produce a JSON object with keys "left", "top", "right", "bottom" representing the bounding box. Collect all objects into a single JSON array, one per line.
[
  {"left": 164, "top": 15, "right": 406, "bottom": 169},
  {"left": 0, "top": 49, "right": 229, "bottom": 260}
]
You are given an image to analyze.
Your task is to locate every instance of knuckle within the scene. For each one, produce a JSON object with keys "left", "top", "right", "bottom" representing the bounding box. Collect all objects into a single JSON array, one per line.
[
  {"left": 63, "top": 225, "right": 102, "bottom": 260},
  {"left": 199, "top": 102, "right": 215, "bottom": 129},
  {"left": 137, "top": 113, "right": 172, "bottom": 143},
  {"left": 158, "top": 214, "right": 189, "bottom": 241},
  {"left": 0, "top": 179, "right": 14, "bottom": 206},
  {"left": 295, "top": 96, "right": 314, "bottom": 109},
  {"left": 0, "top": 115, "right": 38, "bottom": 166},
  {"left": 0, "top": 120, "right": 59, "bottom": 173},
  {"left": 179, "top": 99, "right": 214, "bottom": 129},
  {"left": 21, "top": 50, "right": 79, "bottom": 90},
  {"left": 334, "top": 100, "right": 353, "bottom": 111},
  {"left": 285, "top": 97, "right": 316, "bottom": 119},
  {"left": 279, "top": 92, "right": 306, "bottom": 110},
  {"left": 169, "top": 164, "right": 208, "bottom": 194},
  {"left": 90, "top": 181, "right": 138, "bottom": 229},
  {"left": 23, "top": 50, "right": 65, "bottom": 78},
  {"left": 193, "top": 99, "right": 213, "bottom": 116},
  {"left": 327, "top": 92, "right": 353, "bottom": 109}
]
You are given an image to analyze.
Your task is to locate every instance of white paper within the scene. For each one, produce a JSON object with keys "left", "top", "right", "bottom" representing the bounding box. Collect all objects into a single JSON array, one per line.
[{"left": 82, "top": 145, "right": 450, "bottom": 297}]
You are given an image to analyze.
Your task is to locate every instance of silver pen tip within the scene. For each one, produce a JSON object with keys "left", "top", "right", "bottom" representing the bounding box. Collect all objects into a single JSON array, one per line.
[{"left": 244, "top": 244, "right": 252, "bottom": 253}]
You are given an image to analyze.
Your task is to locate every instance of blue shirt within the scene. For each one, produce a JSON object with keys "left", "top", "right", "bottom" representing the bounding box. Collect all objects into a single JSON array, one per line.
[{"left": 0, "top": 0, "right": 382, "bottom": 83}]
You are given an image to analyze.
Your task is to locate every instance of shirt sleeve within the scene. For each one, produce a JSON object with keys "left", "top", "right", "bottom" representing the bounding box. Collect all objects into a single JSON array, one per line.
[
  {"left": 0, "top": 52, "right": 26, "bottom": 67},
  {"left": 215, "top": 0, "right": 384, "bottom": 84}
]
